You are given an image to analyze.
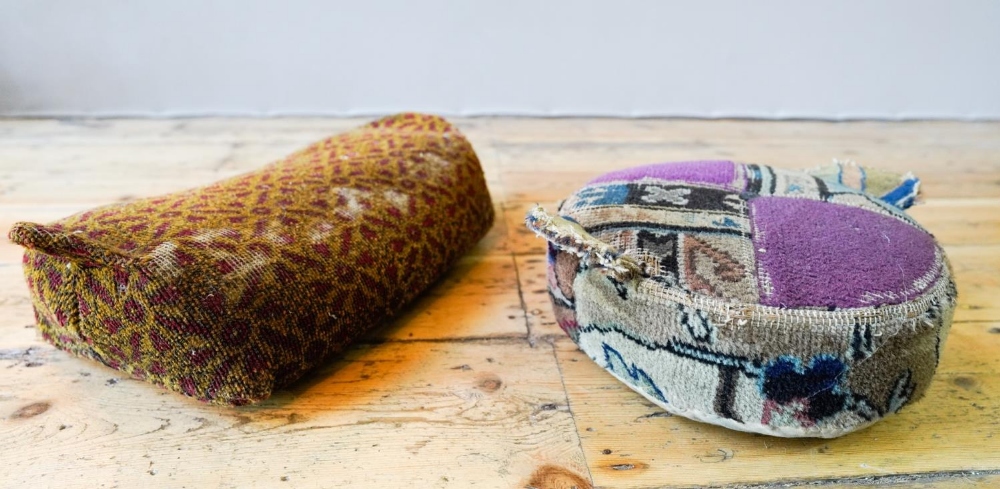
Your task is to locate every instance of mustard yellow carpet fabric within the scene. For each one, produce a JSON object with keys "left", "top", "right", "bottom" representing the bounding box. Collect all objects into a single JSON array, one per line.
[{"left": 9, "top": 113, "right": 494, "bottom": 405}]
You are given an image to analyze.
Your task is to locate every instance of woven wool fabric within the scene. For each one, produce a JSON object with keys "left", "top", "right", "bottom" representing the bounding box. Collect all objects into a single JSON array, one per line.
[
  {"left": 10, "top": 113, "right": 494, "bottom": 406},
  {"left": 527, "top": 160, "right": 955, "bottom": 438}
]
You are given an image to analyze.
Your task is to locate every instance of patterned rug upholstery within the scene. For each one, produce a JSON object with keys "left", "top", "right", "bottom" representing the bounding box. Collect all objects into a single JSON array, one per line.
[
  {"left": 10, "top": 113, "right": 494, "bottom": 405},
  {"left": 527, "top": 160, "right": 955, "bottom": 438}
]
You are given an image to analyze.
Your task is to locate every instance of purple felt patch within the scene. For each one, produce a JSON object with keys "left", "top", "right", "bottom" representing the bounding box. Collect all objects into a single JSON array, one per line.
[
  {"left": 588, "top": 161, "right": 737, "bottom": 189},
  {"left": 749, "top": 196, "right": 938, "bottom": 308}
]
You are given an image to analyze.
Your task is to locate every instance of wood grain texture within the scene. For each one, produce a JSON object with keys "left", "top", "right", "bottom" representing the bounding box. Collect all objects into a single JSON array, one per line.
[
  {"left": 1, "top": 118, "right": 999, "bottom": 488},
  {"left": 2, "top": 339, "right": 589, "bottom": 488}
]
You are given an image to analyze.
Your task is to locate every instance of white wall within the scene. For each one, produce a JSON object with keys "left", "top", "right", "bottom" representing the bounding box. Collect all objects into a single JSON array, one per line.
[{"left": 1, "top": 0, "right": 998, "bottom": 119}]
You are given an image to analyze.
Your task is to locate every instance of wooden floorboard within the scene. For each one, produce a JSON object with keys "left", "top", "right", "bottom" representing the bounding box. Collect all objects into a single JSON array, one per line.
[
  {"left": 1, "top": 118, "right": 998, "bottom": 488},
  {"left": 2, "top": 339, "right": 590, "bottom": 488}
]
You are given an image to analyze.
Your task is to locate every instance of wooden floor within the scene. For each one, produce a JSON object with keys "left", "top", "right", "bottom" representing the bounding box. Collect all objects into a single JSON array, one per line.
[{"left": 1, "top": 118, "right": 999, "bottom": 488}]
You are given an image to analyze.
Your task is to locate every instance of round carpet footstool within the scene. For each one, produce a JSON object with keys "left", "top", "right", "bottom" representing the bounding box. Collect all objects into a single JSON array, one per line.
[{"left": 526, "top": 160, "right": 956, "bottom": 438}]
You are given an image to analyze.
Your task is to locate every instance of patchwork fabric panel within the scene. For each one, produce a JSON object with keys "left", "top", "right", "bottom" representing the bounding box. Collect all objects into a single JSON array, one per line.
[
  {"left": 10, "top": 113, "right": 494, "bottom": 406},
  {"left": 528, "top": 160, "right": 955, "bottom": 438}
]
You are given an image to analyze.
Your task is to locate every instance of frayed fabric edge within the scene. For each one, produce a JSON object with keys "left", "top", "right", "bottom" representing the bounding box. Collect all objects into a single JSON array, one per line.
[{"left": 524, "top": 205, "right": 644, "bottom": 280}]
